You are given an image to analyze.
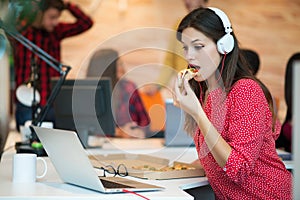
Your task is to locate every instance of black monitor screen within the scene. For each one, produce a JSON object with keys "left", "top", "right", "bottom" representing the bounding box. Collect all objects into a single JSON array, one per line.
[{"left": 51, "top": 78, "right": 115, "bottom": 140}]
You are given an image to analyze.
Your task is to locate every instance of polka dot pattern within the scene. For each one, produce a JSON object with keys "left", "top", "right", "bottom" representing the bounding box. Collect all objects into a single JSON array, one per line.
[{"left": 194, "top": 79, "right": 292, "bottom": 200}]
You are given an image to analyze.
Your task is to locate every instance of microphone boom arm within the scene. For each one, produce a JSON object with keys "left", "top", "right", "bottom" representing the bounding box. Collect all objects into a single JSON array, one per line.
[{"left": 0, "top": 20, "right": 71, "bottom": 141}]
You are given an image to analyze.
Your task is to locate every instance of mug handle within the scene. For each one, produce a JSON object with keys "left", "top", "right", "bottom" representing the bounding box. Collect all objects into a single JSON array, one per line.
[{"left": 36, "top": 157, "right": 47, "bottom": 179}]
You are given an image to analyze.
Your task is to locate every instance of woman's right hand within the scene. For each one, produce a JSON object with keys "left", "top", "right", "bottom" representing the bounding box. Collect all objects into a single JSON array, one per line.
[{"left": 174, "top": 76, "right": 203, "bottom": 121}]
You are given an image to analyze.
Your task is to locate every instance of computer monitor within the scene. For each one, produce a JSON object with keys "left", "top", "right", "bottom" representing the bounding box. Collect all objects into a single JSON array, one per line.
[{"left": 51, "top": 78, "right": 115, "bottom": 147}]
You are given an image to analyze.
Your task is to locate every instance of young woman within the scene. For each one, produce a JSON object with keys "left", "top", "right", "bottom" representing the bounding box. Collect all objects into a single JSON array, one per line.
[{"left": 174, "top": 7, "right": 292, "bottom": 199}]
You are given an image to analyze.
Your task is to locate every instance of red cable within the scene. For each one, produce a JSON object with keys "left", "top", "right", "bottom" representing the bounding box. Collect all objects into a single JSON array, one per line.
[
  {"left": 122, "top": 189, "right": 151, "bottom": 200},
  {"left": 198, "top": 82, "right": 203, "bottom": 105},
  {"left": 217, "top": 53, "right": 227, "bottom": 82}
]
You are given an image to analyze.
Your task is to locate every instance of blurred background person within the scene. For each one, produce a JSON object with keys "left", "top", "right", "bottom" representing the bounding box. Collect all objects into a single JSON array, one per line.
[
  {"left": 10, "top": 0, "right": 93, "bottom": 132},
  {"left": 241, "top": 48, "right": 260, "bottom": 76},
  {"left": 87, "top": 48, "right": 150, "bottom": 138}
]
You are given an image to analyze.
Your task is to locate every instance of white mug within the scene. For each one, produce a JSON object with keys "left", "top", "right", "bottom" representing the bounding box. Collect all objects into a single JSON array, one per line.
[{"left": 12, "top": 153, "right": 47, "bottom": 183}]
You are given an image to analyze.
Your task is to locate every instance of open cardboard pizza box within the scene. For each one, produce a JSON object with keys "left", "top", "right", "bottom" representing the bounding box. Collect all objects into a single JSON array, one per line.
[{"left": 89, "top": 153, "right": 205, "bottom": 180}]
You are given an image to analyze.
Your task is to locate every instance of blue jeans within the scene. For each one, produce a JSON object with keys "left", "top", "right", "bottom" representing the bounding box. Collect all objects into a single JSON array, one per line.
[{"left": 15, "top": 102, "right": 56, "bottom": 132}]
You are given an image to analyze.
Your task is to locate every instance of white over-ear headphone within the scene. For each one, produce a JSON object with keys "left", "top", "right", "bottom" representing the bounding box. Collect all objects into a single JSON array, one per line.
[{"left": 208, "top": 7, "right": 234, "bottom": 54}]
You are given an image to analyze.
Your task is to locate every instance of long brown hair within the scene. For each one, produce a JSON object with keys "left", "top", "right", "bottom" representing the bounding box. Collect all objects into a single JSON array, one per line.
[{"left": 176, "top": 8, "right": 276, "bottom": 134}]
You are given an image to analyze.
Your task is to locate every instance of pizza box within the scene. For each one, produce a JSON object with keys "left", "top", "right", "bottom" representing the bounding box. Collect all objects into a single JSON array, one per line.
[{"left": 89, "top": 153, "right": 205, "bottom": 180}]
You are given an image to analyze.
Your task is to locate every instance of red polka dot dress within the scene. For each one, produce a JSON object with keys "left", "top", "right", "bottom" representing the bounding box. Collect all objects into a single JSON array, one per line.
[{"left": 194, "top": 79, "right": 292, "bottom": 200}]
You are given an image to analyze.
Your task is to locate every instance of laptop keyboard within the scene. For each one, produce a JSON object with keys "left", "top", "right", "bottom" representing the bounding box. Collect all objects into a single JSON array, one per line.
[{"left": 100, "top": 178, "right": 134, "bottom": 189}]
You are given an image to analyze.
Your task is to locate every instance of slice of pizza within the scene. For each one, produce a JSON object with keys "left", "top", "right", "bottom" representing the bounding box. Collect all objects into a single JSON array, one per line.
[{"left": 178, "top": 67, "right": 199, "bottom": 87}]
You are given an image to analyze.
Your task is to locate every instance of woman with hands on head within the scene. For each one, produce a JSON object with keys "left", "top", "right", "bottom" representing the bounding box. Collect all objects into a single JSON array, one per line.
[{"left": 174, "top": 7, "right": 292, "bottom": 199}]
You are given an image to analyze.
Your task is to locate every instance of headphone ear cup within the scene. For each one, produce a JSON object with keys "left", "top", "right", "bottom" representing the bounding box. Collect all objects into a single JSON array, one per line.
[{"left": 217, "top": 33, "right": 234, "bottom": 54}]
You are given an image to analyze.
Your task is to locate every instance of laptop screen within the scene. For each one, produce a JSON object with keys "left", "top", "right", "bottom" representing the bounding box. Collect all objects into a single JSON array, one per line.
[{"left": 164, "top": 99, "right": 194, "bottom": 147}]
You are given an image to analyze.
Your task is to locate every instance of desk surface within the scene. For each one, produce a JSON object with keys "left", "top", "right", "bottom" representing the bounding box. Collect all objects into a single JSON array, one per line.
[{"left": 0, "top": 132, "right": 209, "bottom": 200}]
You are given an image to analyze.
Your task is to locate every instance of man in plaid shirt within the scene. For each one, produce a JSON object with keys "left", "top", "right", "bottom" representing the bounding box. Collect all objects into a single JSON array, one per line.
[{"left": 11, "top": 0, "right": 93, "bottom": 131}]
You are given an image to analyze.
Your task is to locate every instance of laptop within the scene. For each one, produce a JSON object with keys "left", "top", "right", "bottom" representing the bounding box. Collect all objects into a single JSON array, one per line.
[
  {"left": 164, "top": 99, "right": 195, "bottom": 147},
  {"left": 30, "top": 126, "right": 164, "bottom": 193}
]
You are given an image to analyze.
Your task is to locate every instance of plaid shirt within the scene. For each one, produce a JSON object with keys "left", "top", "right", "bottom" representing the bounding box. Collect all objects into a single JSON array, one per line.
[
  {"left": 12, "top": 3, "right": 93, "bottom": 106},
  {"left": 114, "top": 79, "right": 150, "bottom": 127}
]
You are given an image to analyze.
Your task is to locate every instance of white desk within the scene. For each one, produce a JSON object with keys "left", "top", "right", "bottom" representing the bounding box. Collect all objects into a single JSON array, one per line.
[{"left": 0, "top": 132, "right": 210, "bottom": 200}]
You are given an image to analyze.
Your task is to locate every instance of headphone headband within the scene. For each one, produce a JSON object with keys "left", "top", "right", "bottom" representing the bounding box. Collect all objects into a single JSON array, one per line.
[
  {"left": 208, "top": 7, "right": 234, "bottom": 54},
  {"left": 208, "top": 7, "right": 232, "bottom": 34}
]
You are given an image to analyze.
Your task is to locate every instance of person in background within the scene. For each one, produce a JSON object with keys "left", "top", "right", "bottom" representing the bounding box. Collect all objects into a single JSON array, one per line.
[
  {"left": 11, "top": 0, "right": 93, "bottom": 131},
  {"left": 182, "top": 0, "right": 209, "bottom": 12},
  {"left": 276, "top": 52, "right": 300, "bottom": 152},
  {"left": 87, "top": 49, "right": 150, "bottom": 138},
  {"left": 241, "top": 48, "right": 260, "bottom": 75},
  {"left": 174, "top": 7, "right": 291, "bottom": 199},
  {"left": 144, "top": 0, "right": 209, "bottom": 95}
]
